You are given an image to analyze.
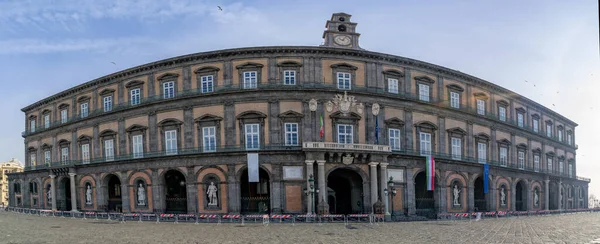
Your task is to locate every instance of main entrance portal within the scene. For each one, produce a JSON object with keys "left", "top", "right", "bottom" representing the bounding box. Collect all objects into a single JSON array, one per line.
[
  {"left": 327, "top": 168, "right": 363, "bottom": 214},
  {"left": 164, "top": 170, "right": 188, "bottom": 213},
  {"left": 106, "top": 174, "right": 122, "bottom": 212},
  {"left": 240, "top": 168, "right": 271, "bottom": 214}
]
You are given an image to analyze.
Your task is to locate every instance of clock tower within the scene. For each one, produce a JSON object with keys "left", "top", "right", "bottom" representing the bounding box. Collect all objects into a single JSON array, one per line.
[{"left": 321, "top": 13, "right": 362, "bottom": 50}]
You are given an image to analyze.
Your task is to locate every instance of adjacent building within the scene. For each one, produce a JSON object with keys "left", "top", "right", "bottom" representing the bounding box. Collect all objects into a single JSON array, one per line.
[
  {"left": 1, "top": 158, "right": 23, "bottom": 206},
  {"left": 9, "top": 13, "right": 589, "bottom": 217}
]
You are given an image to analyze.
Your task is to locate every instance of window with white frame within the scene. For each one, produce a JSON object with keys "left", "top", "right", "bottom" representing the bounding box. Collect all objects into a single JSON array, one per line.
[
  {"left": 44, "top": 114, "right": 50, "bottom": 129},
  {"left": 499, "top": 147, "right": 508, "bottom": 166},
  {"left": 558, "top": 129, "right": 563, "bottom": 141},
  {"left": 546, "top": 123, "right": 552, "bottom": 137},
  {"left": 80, "top": 103, "right": 89, "bottom": 118},
  {"left": 567, "top": 133, "right": 572, "bottom": 145},
  {"left": 130, "top": 88, "right": 141, "bottom": 105},
  {"left": 568, "top": 163, "right": 573, "bottom": 177},
  {"left": 30, "top": 153, "right": 36, "bottom": 166},
  {"left": 165, "top": 130, "right": 178, "bottom": 155},
  {"left": 201, "top": 75, "right": 214, "bottom": 93},
  {"left": 547, "top": 158, "right": 553, "bottom": 173},
  {"left": 476, "top": 100, "right": 485, "bottom": 115},
  {"left": 337, "top": 124, "right": 353, "bottom": 144},
  {"left": 389, "top": 128, "right": 401, "bottom": 150},
  {"left": 419, "top": 132, "right": 432, "bottom": 156},
  {"left": 517, "top": 113, "right": 524, "bottom": 127},
  {"left": 337, "top": 72, "right": 351, "bottom": 90},
  {"left": 103, "top": 96, "right": 112, "bottom": 112},
  {"left": 81, "top": 144, "right": 90, "bottom": 164},
  {"left": 284, "top": 123, "right": 299, "bottom": 146},
  {"left": 518, "top": 151, "right": 525, "bottom": 169},
  {"left": 559, "top": 160, "right": 564, "bottom": 174},
  {"left": 132, "top": 135, "right": 144, "bottom": 158},
  {"left": 533, "top": 119, "right": 539, "bottom": 132},
  {"left": 534, "top": 155, "right": 540, "bottom": 172},
  {"left": 44, "top": 151, "right": 51, "bottom": 164},
  {"left": 477, "top": 142, "right": 487, "bottom": 163},
  {"left": 498, "top": 106, "right": 506, "bottom": 122},
  {"left": 202, "top": 127, "right": 217, "bottom": 152},
  {"left": 243, "top": 71, "right": 258, "bottom": 89},
  {"left": 104, "top": 139, "right": 114, "bottom": 161},
  {"left": 30, "top": 119, "right": 36, "bottom": 132},
  {"left": 163, "top": 81, "right": 175, "bottom": 98},
  {"left": 61, "top": 147, "right": 69, "bottom": 162},
  {"left": 450, "top": 92, "right": 460, "bottom": 109},
  {"left": 451, "top": 137, "right": 461, "bottom": 160},
  {"left": 418, "top": 84, "right": 430, "bottom": 102},
  {"left": 283, "top": 70, "right": 296, "bottom": 85},
  {"left": 245, "top": 124, "right": 260, "bottom": 149},
  {"left": 60, "top": 109, "right": 68, "bottom": 123},
  {"left": 388, "top": 78, "right": 399, "bottom": 94}
]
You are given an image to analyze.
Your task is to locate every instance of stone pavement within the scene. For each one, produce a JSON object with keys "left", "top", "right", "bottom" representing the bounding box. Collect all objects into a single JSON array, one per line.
[{"left": 1, "top": 211, "right": 600, "bottom": 243}]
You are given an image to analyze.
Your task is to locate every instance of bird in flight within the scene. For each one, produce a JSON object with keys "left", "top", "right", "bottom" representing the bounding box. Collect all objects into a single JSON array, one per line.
[
  {"left": 111, "top": 62, "right": 116, "bottom": 65},
  {"left": 218, "top": 6, "right": 222, "bottom": 11}
]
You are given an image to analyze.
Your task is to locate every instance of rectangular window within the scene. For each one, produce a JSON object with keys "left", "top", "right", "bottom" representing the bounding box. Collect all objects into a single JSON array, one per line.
[
  {"left": 419, "top": 132, "right": 431, "bottom": 156},
  {"left": 132, "top": 135, "right": 144, "bottom": 158},
  {"left": 337, "top": 124, "right": 354, "bottom": 144},
  {"left": 245, "top": 124, "right": 260, "bottom": 150},
  {"left": 336, "top": 72, "right": 351, "bottom": 90},
  {"left": 61, "top": 109, "right": 68, "bottom": 123},
  {"left": 104, "top": 139, "right": 114, "bottom": 161},
  {"left": 30, "top": 153, "right": 36, "bottom": 166},
  {"left": 546, "top": 124, "right": 552, "bottom": 137},
  {"left": 81, "top": 144, "right": 90, "bottom": 164},
  {"left": 103, "top": 96, "right": 112, "bottom": 112},
  {"left": 163, "top": 81, "right": 175, "bottom": 99},
  {"left": 201, "top": 75, "right": 214, "bottom": 93},
  {"left": 388, "top": 78, "right": 399, "bottom": 94},
  {"left": 518, "top": 151, "right": 525, "bottom": 169},
  {"left": 243, "top": 71, "right": 258, "bottom": 89},
  {"left": 80, "top": 103, "right": 89, "bottom": 118},
  {"left": 517, "top": 113, "right": 524, "bottom": 127},
  {"left": 559, "top": 161, "right": 564, "bottom": 174},
  {"left": 44, "top": 151, "right": 51, "bottom": 164},
  {"left": 30, "top": 119, "right": 36, "bottom": 132},
  {"left": 165, "top": 130, "right": 178, "bottom": 155},
  {"left": 418, "top": 84, "right": 430, "bottom": 102},
  {"left": 534, "top": 155, "right": 540, "bottom": 172},
  {"left": 130, "top": 88, "right": 141, "bottom": 105},
  {"left": 61, "top": 147, "right": 69, "bottom": 163},
  {"left": 476, "top": 100, "right": 485, "bottom": 115},
  {"left": 450, "top": 92, "right": 460, "bottom": 108},
  {"left": 533, "top": 119, "right": 539, "bottom": 132},
  {"left": 548, "top": 158, "right": 553, "bottom": 173},
  {"left": 202, "top": 127, "right": 217, "bottom": 152},
  {"left": 284, "top": 123, "right": 299, "bottom": 146},
  {"left": 451, "top": 137, "right": 461, "bottom": 160},
  {"left": 44, "top": 114, "right": 50, "bottom": 129},
  {"left": 283, "top": 70, "right": 296, "bottom": 85},
  {"left": 499, "top": 147, "right": 508, "bottom": 166},
  {"left": 477, "top": 142, "right": 487, "bottom": 163},
  {"left": 568, "top": 134, "right": 572, "bottom": 145},
  {"left": 568, "top": 164, "right": 573, "bottom": 177},
  {"left": 558, "top": 130, "right": 563, "bottom": 141},
  {"left": 389, "top": 129, "right": 401, "bottom": 150},
  {"left": 498, "top": 106, "right": 506, "bottom": 122}
]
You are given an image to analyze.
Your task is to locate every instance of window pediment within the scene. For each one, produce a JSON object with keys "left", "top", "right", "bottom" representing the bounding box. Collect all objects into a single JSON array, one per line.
[
  {"left": 41, "top": 109, "right": 51, "bottom": 115},
  {"left": 329, "top": 111, "right": 361, "bottom": 120},
  {"left": 546, "top": 151, "right": 555, "bottom": 157},
  {"left": 414, "top": 76, "right": 435, "bottom": 84},
  {"left": 195, "top": 114, "right": 224, "bottom": 123},
  {"left": 99, "top": 129, "right": 117, "bottom": 137},
  {"left": 77, "top": 135, "right": 92, "bottom": 143},
  {"left": 330, "top": 63, "right": 358, "bottom": 70},
  {"left": 446, "top": 127, "right": 467, "bottom": 136},
  {"left": 446, "top": 84, "right": 464, "bottom": 92},
  {"left": 557, "top": 125, "right": 564, "bottom": 130},
  {"left": 57, "top": 139, "right": 70, "bottom": 146},
  {"left": 41, "top": 143, "right": 52, "bottom": 150},
  {"left": 277, "top": 61, "right": 302, "bottom": 68},
  {"left": 414, "top": 121, "right": 438, "bottom": 130},
  {"left": 382, "top": 69, "right": 404, "bottom": 77},
  {"left": 126, "top": 124, "right": 148, "bottom": 133},
  {"left": 384, "top": 117, "right": 405, "bottom": 127},
  {"left": 27, "top": 146, "right": 36, "bottom": 152},
  {"left": 194, "top": 66, "right": 221, "bottom": 74},
  {"left": 236, "top": 62, "right": 264, "bottom": 69},
  {"left": 516, "top": 143, "right": 528, "bottom": 150},
  {"left": 567, "top": 158, "right": 575, "bottom": 163},
  {"left": 497, "top": 138, "right": 511, "bottom": 146},
  {"left": 99, "top": 88, "right": 115, "bottom": 96},
  {"left": 58, "top": 103, "right": 69, "bottom": 110},
  {"left": 158, "top": 118, "right": 183, "bottom": 127},
  {"left": 77, "top": 96, "right": 91, "bottom": 103},
  {"left": 531, "top": 114, "right": 540, "bottom": 120},
  {"left": 278, "top": 110, "right": 304, "bottom": 120},
  {"left": 473, "top": 92, "right": 488, "bottom": 100},
  {"left": 157, "top": 73, "right": 180, "bottom": 80},
  {"left": 125, "top": 80, "right": 145, "bottom": 88},
  {"left": 557, "top": 155, "right": 565, "bottom": 160},
  {"left": 545, "top": 120, "right": 553, "bottom": 125},
  {"left": 237, "top": 111, "right": 267, "bottom": 120},
  {"left": 532, "top": 148, "right": 542, "bottom": 154},
  {"left": 474, "top": 133, "right": 490, "bottom": 141},
  {"left": 496, "top": 99, "right": 509, "bottom": 107},
  {"left": 515, "top": 107, "right": 526, "bottom": 113},
  {"left": 28, "top": 115, "right": 36, "bottom": 120}
]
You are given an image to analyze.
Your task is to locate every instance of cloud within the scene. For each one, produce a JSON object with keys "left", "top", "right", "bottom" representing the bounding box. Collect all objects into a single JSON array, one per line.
[{"left": 0, "top": 37, "right": 156, "bottom": 54}]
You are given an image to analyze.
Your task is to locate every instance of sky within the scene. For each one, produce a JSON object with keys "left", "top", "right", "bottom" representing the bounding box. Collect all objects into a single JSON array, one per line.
[{"left": 0, "top": 0, "right": 598, "bottom": 196}]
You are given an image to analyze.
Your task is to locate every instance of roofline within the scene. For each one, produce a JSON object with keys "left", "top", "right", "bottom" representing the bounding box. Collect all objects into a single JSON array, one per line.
[{"left": 20, "top": 46, "right": 578, "bottom": 127}]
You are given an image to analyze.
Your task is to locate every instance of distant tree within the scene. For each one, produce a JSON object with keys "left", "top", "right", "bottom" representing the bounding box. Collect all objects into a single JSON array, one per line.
[{"left": 589, "top": 194, "right": 597, "bottom": 208}]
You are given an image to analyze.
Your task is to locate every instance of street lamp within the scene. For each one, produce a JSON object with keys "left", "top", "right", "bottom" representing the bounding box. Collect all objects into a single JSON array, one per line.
[
  {"left": 304, "top": 174, "right": 320, "bottom": 214},
  {"left": 384, "top": 176, "right": 397, "bottom": 220}
]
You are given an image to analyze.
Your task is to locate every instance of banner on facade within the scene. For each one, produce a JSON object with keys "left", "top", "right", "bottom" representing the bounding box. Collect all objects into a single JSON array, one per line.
[
  {"left": 426, "top": 156, "right": 435, "bottom": 191},
  {"left": 247, "top": 153, "right": 259, "bottom": 183},
  {"left": 483, "top": 163, "right": 489, "bottom": 194}
]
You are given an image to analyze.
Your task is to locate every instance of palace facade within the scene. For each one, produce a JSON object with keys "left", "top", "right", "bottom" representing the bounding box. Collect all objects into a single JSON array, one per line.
[{"left": 9, "top": 13, "right": 589, "bottom": 217}]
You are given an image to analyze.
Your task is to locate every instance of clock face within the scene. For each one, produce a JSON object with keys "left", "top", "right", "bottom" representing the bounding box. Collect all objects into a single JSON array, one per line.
[{"left": 334, "top": 35, "right": 351, "bottom": 46}]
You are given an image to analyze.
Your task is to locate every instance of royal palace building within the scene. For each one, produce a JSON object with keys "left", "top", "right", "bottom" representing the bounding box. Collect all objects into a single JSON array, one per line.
[{"left": 9, "top": 13, "right": 590, "bottom": 218}]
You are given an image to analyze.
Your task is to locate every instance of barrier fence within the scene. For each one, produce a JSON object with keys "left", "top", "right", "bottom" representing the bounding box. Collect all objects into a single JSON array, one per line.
[{"left": 5, "top": 207, "right": 600, "bottom": 225}]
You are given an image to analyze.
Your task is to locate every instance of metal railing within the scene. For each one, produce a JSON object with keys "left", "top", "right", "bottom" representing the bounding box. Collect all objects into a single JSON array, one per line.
[{"left": 302, "top": 142, "right": 391, "bottom": 152}]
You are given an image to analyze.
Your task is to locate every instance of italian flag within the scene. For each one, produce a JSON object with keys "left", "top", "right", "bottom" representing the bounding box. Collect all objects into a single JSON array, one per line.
[
  {"left": 319, "top": 115, "right": 324, "bottom": 138},
  {"left": 426, "top": 156, "right": 435, "bottom": 191}
]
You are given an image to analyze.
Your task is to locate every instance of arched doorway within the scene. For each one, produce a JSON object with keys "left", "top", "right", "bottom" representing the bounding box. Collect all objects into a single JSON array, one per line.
[
  {"left": 549, "top": 182, "right": 557, "bottom": 210},
  {"left": 106, "top": 174, "right": 122, "bottom": 212},
  {"left": 515, "top": 181, "right": 526, "bottom": 211},
  {"left": 164, "top": 170, "right": 188, "bottom": 213},
  {"left": 240, "top": 168, "right": 270, "bottom": 214},
  {"left": 58, "top": 178, "right": 71, "bottom": 211},
  {"left": 414, "top": 171, "right": 435, "bottom": 218},
  {"left": 327, "top": 168, "right": 363, "bottom": 214},
  {"left": 474, "top": 177, "right": 487, "bottom": 211}
]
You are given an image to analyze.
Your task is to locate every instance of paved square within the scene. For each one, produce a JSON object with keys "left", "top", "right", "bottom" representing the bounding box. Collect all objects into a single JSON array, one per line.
[{"left": 1, "top": 212, "right": 600, "bottom": 243}]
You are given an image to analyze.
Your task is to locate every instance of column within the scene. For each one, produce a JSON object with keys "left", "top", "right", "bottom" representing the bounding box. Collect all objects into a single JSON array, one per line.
[
  {"left": 406, "top": 168, "right": 415, "bottom": 216},
  {"left": 379, "top": 163, "right": 389, "bottom": 216},
  {"left": 50, "top": 175, "right": 57, "bottom": 211},
  {"left": 369, "top": 162, "right": 379, "bottom": 213},
  {"left": 468, "top": 174, "right": 474, "bottom": 212},
  {"left": 317, "top": 160, "right": 326, "bottom": 204},
  {"left": 544, "top": 179, "right": 550, "bottom": 210},
  {"left": 558, "top": 180, "right": 562, "bottom": 210},
  {"left": 305, "top": 160, "right": 314, "bottom": 214},
  {"left": 69, "top": 173, "right": 77, "bottom": 211}
]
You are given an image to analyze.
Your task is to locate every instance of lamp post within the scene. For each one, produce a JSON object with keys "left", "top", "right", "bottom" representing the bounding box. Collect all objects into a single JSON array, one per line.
[
  {"left": 304, "top": 174, "right": 319, "bottom": 214},
  {"left": 384, "top": 176, "right": 397, "bottom": 220}
]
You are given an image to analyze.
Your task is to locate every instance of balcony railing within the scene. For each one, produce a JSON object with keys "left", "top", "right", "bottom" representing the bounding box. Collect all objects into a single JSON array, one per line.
[
  {"left": 22, "top": 82, "right": 576, "bottom": 148},
  {"left": 302, "top": 142, "right": 391, "bottom": 152}
]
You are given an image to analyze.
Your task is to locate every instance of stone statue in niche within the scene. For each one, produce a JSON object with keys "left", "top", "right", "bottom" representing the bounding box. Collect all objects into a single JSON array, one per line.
[
  {"left": 47, "top": 186, "right": 52, "bottom": 205},
  {"left": 534, "top": 190, "right": 539, "bottom": 206},
  {"left": 207, "top": 182, "right": 218, "bottom": 206},
  {"left": 500, "top": 187, "right": 506, "bottom": 206},
  {"left": 137, "top": 183, "right": 146, "bottom": 206},
  {"left": 559, "top": 191, "right": 563, "bottom": 209},
  {"left": 85, "top": 185, "right": 92, "bottom": 205},
  {"left": 453, "top": 184, "right": 461, "bottom": 206}
]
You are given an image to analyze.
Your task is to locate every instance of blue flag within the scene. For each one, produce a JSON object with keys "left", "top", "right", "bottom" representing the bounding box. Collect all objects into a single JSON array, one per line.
[
  {"left": 483, "top": 164, "right": 489, "bottom": 194},
  {"left": 375, "top": 116, "right": 380, "bottom": 144}
]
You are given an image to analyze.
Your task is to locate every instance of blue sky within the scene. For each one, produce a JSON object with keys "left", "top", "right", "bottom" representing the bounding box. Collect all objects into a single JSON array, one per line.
[{"left": 0, "top": 0, "right": 598, "bottom": 196}]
